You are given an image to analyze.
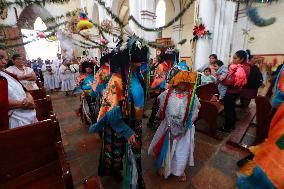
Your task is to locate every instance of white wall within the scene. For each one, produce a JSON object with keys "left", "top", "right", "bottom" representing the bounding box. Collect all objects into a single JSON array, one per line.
[{"left": 247, "top": 1, "right": 284, "bottom": 54}]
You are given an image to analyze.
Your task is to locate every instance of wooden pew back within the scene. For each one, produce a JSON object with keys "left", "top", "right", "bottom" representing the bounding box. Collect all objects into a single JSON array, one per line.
[
  {"left": 196, "top": 83, "right": 219, "bottom": 101},
  {"left": 29, "top": 87, "right": 47, "bottom": 101},
  {"left": 34, "top": 96, "right": 54, "bottom": 121},
  {"left": 0, "top": 119, "right": 61, "bottom": 183}
]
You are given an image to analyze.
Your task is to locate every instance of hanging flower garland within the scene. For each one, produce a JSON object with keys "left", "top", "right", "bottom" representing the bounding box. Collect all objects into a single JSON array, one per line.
[
  {"left": 191, "top": 20, "right": 212, "bottom": 42},
  {"left": 0, "top": 0, "right": 70, "bottom": 10}
]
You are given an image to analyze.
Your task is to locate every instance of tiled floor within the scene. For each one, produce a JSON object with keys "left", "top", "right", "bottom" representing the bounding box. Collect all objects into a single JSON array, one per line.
[{"left": 50, "top": 92, "right": 255, "bottom": 189}]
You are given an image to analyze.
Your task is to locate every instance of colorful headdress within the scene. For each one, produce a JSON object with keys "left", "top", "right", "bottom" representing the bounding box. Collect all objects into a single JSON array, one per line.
[
  {"left": 77, "top": 13, "right": 94, "bottom": 31},
  {"left": 167, "top": 66, "right": 197, "bottom": 86},
  {"left": 127, "top": 36, "right": 149, "bottom": 63},
  {"left": 81, "top": 60, "right": 94, "bottom": 73}
]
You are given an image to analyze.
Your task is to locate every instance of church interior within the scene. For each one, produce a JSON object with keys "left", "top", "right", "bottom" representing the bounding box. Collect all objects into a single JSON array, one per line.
[{"left": 0, "top": 0, "right": 284, "bottom": 189}]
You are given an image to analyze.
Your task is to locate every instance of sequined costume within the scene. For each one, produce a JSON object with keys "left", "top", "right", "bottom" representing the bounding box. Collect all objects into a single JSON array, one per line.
[{"left": 89, "top": 36, "right": 149, "bottom": 189}]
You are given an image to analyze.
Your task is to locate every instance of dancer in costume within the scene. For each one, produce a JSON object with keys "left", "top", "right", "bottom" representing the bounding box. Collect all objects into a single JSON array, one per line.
[
  {"left": 236, "top": 102, "right": 284, "bottom": 189},
  {"left": 89, "top": 36, "right": 149, "bottom": 189},
  {"left": 75, "top": 61, "right": 95, "bottom": 124},
  {"left": 148, "top": 66, "right": 200, "bottom": 182},
  {"left": 148, "top": 49, "right": 178, "bottom": 130},
  {"left": 90, "top": 54, "right": 111, "bottom": 99},
  {"left": 271, "top": 64, "right": 284, "bottom": 109}
]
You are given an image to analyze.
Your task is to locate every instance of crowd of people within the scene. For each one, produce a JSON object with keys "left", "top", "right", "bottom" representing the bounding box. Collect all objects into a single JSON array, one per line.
[{"left": 1, "top": 35, "right": 284, "bottom": 188}]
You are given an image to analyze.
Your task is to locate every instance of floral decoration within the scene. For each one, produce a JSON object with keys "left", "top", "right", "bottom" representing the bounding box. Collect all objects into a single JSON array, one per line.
[{"left": 191, "top": 19, "right": 212, "bottom": 42}]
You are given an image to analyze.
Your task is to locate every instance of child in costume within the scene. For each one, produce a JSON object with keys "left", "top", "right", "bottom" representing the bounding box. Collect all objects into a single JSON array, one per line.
[
  {"left": 148, "top": 66, "right": 201, "bottom": 182},
  {"left": 201, "top": 67, "right": 216, "bottom": 85},
  {"left": 214, "top": 60, "right": 228, "bottom": 100},
  {"left": 89, "top": 36, "right": 149, "bottom": 189}
]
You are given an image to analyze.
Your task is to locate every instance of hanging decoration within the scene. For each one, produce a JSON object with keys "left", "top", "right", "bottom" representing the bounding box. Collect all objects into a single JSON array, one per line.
[
  {"left": 37, "top": 32, "right": 46, "bottom": 38},
  {"left": 100, "top": 19, "right": 113, "bottom": 33},
  {"left": 191, "top": 20, "right": 212, "bottom": 42},
  {"left": 0, "top": 0, "right": 8, "bottom": 20},
  {"left": 46, "top": 35, "right": 58, "bottom": 42},
  {"left": 0, "top": 0, "right": 70, "bottom": 10},
  {"left": 247, "top": 7, "right": 276, "bottom": 27},
  {"left": 128, "top": 0, "right": 195, "bottom": 32},
  {"left": 77, "top": 13, "right": 94, "bottom": 31}
]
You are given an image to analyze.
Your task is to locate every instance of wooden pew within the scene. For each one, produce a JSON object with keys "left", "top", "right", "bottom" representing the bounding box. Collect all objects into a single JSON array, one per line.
[
  {"left": 0, "top": 119, "right": 74, "bottom": 189},
  {"left": 84, "top": 176, "right": 104, "bottom": 189},
  {"left": 195, "top": 83, "right": 224, "bottom": 139},
  {"left": 227, "top": 79, "right": 274, "bottom": 148},
  {"left": 34, "top": 96, "right": 54, "bottom": 121},
  {"left": 29, "top": 87, "right": 47, "bottom": 101}
]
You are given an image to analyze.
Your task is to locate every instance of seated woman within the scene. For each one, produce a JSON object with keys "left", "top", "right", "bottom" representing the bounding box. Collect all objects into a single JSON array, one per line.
[
  {"left": 0, "top": 49, "right": 37, "bottom": 129},
  {"left": 6, "top": 53, "right": 38, "bottom": 91}
]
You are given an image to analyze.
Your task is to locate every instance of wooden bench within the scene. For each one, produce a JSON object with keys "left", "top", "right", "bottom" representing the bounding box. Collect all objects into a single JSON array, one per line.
[
  {"left": 34, "top": 96, "right": 54, "bottom": 121},
  {"left": 84, "top": 176, "right": 104, "bottom": 189},
  {"left": 0, "top": 119, "right": 74, "bottom": 189},
  {"left": 29, "top": 87, "right": 47, "bottom": 101},
  {"left": 227, "top": 79, "right": 275, "bottom": 148},
  {"left": 195, "top": 83, "right": 224, "bottom": 139}
]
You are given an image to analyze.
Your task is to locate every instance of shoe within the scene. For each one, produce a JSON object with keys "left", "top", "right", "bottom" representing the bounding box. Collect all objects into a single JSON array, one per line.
[{"left": 217, "top": 127, "right": 231, "bottom": 133}]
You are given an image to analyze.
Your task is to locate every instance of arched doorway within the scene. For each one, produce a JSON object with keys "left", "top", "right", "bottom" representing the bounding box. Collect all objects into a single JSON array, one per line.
[{"left": 18, "top": 5, "right": 60, "bottom": 61}]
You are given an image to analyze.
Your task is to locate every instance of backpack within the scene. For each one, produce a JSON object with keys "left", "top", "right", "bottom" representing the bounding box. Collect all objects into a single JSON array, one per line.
[{"left": 244, "top": 65, "right": 263, "bottom": 89}]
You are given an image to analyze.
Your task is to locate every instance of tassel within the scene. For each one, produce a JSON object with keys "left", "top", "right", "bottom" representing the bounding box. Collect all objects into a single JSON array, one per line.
[
  {"left": 155, "top": 129, "right": 170, "bottom": 171},
  {"left": 185, "top": 75, "right": 199, "bottom": 129}
]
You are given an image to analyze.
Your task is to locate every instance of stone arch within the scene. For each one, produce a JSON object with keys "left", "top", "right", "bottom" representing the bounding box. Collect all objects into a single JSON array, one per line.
[{"left": 18, "top": 5, "right": 53, "bottom": 29}]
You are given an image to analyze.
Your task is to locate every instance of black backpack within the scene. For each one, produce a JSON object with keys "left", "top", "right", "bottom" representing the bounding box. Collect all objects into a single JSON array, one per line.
[{"left": 244, "top": 65, "right": 263, "bottom": 89}]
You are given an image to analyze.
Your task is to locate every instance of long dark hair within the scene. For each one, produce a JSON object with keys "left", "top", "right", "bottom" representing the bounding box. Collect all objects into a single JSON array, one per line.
[
  {"left": 235, "top": 50, "right": 248, "bottom": 63},
  {"left": 246, "top": 49, "right": 253, "bottom": 61}
]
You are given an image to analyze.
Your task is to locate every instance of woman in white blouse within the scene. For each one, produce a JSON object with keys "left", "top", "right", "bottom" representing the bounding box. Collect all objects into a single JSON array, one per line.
[
  {"left": 6, "top": 54, "right": 38, "bottom": 91},
  {"left": 0, "top": 50, "right": 37, "bottom": 129}
]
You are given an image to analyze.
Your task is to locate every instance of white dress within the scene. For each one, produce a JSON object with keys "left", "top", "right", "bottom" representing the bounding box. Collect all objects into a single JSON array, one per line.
[
  {"left": 0, "top": 71, "right": 37, "bottom": 129},
  {"left": 41, "top": 63, "right": 56, "bottom": 90},
  {"left": 6, "top": 66, "right": 38, "bottom": 91},
  {"left": 148, "top": 89, "right": 201, "bottom": 178},
  {"left": 53, "top": 58, "right": 62, "bottom": 87},
  {"left": 59, "top": 64, "right": 75, "bottom": 91}
]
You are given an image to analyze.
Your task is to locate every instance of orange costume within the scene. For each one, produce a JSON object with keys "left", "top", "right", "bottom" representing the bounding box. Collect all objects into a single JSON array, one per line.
[{"left": 237, "top": 103, "right": 284, "bottom": 189}]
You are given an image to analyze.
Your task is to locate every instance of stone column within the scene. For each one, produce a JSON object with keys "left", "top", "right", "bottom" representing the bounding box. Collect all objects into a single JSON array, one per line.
[
  {"left": 193, "top": 0, "right": 216, "bottom": 71},
  {"left": 173, "top": 22, "right": 183, "bottom": 44}
]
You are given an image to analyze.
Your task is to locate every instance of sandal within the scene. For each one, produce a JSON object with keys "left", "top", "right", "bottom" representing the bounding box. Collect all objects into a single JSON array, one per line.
[{"left": 178, "top": 173, "right": 187, "bottom": 182}]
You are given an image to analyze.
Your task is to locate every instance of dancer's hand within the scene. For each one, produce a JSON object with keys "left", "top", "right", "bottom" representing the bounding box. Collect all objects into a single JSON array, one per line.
[{"left": 128, "top": 134, "right": 137, "bottom": 144}]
